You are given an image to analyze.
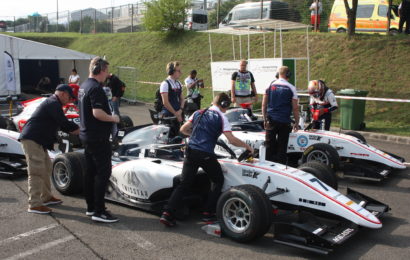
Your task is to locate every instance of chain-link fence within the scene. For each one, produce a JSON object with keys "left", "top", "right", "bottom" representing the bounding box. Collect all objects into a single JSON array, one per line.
[
  {"left": 1, "top": 1, "right": 336, "bottom": 33},
  {"left": 117, "top": 66, "right": 138, "bottom": 103}
]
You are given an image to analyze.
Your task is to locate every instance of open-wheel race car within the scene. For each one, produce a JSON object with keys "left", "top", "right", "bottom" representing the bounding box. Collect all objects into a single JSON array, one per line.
[
  {"left": 218, "top": 105, "right": 406, "bottom": 181},
  {"left": 51, "top": 123, "right": 390, "bottom": 255},
  {"left": 0, "top": 97, "right": 134, "bottom": 153}
]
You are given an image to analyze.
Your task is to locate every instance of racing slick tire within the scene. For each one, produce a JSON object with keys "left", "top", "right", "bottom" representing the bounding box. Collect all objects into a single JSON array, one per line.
[
  {"left": 52, "top": 153, "right": 84, "bottom": 195},
  {"left": 302, "top": 143, "right": 340, "bottom": 171},
  {"left": 217, "top": 185, "right": 273, "bottom": 242},
  {"left": 119, "top": 115, "right": 134, "bottom": 129},
  {"left": 344, "top": 131, "right": 366, "bottom": 143},
  {"left": 298, "top": 161, "right": 338, "bottom": 190}
]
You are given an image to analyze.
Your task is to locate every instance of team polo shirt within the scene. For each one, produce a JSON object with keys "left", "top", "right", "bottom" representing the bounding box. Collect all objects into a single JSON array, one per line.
[
  {"left": 265, "top": 78, "right": 298, "bottom": 123},
  {"left": 78, "top": 78, "right": 112, "bottom": 142},
  {"left": 160, "top": 77, "right": 182, "bottom": 115},
  {"left": 188, "top": 105, "right": 231, "bottom": 154}
]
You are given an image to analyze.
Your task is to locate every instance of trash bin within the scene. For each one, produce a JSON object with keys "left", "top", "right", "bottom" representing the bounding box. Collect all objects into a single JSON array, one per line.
[{"left": 337, "top": 89, "right": 369, "bottom": 130}]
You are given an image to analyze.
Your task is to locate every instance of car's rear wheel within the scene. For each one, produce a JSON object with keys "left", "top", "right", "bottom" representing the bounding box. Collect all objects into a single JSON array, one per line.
[
  {"left": 344, "top": 131, "right": 366, "bottom": 143},
  {"left": 298, "top": 161, "right": 338, "bottom": 190},
  {"left": 336, "top": 28, "right": 346, "bottom": 33},
  {"left": 302, "top": 143, "right": 340, "bottom": 171},
  {"left": 217, "top": 184, "right": 273, "bottom": 242},
  {"left": 52, "top": 153, "right": 84, "bottom": 195}
]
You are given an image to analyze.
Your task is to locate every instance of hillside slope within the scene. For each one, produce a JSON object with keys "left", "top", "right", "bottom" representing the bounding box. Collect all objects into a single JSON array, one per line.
[{"left": 13, "top": 32, "right": 410, "bottom": 135}]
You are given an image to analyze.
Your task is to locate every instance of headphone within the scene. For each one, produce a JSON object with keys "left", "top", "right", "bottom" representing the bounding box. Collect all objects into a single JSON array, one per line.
[
  {"left": 167, "top": 62, "right": 175, "bottom": 75},
  {"left": 92, "top": 57, "right": 104, "bottom": 75},
  {"left": 275, "top": 69, "right": 292, "bottom": 79},
  {"left": 219, "top": 93, "right": 232, "bottom": 108}
]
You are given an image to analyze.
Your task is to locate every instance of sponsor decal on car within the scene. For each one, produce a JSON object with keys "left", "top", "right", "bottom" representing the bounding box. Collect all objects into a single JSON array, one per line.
[
  {"left": 288, "top": 144, "right": 295, "bottom": 151},
  {"left": 297, "top": 135, "right": 308, "bottom": 147},
  {"left": 350, "top": 153, "right": 369, "bottom": 157},
  {"left": 332, "top": 228, "right": 355, "bottom": 243},
  {"left": 298, "top": 198, "right": 326, "bottom": 207},
  {"left": 242, "top": 169, "right": 260, "bottom": 179},
  {"left": 309, "top": 135, "right": 322, "bottom": 141}
]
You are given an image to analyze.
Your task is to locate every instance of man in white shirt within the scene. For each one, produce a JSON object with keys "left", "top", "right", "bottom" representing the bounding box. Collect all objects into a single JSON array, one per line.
[
  {"left": 184, "top": 69, "right": 204, "bottom": 110},
  {"left": 68, "top": 69, "right": 80, "bottom": 85},
  {"left": 309, "top": 0, "right": 322, "bottom": 32}
]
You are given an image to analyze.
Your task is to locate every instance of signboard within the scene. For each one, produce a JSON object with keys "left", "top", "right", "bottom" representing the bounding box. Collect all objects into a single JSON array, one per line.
[
  {"left": 211, "top": 58, "right": 284, "bottom": 94},
  {"left": 3, "top": 51, "right": 16, "bottom": 92}
]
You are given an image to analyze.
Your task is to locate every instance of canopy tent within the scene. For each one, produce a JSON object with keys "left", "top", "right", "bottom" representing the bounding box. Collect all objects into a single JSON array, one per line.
[{"left": 0, "top": 34, "right": 95, "bottom": 97}]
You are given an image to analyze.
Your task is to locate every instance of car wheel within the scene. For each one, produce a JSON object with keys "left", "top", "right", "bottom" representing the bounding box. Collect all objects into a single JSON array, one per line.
[
  {"left": 302, "top": 143, "right": 340, "bottom": 171},
  {"left": 52, "top": 153, "right": 84, "bottom": 195},
  {"left": 389, "top": 29, "right": 399, "bottom": 36},
  {"left": 336, "top": 28, "right": 346, "bottom": 33},
  {"left": 217, "top": 184, "right": 273, "bottom": 242},
  {"left": 298, "top": 161, "right": 338, "bottom": 190},
  {"left": 119, "top": 115, "right": 134, "bottom": 129},
  {"left": 344, "top": 131, "right": 366, "bottom": 143}
]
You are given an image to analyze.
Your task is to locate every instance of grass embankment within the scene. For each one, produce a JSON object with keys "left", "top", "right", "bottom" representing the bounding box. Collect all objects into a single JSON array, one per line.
[{"left": 13, "top": 31, "right": 410, "bottom": 136}]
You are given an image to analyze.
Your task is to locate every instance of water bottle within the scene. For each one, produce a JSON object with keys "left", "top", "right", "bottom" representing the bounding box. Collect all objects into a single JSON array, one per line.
[
  {"left": 201, "top": 223, "right": 222, "bottom": 237},
  {"left": 259, "top": 142, "right": 266, "bottom": 163}
]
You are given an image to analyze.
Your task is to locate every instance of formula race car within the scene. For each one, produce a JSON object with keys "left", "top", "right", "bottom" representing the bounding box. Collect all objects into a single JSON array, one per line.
[
  {"left": 0, "top": 129, "right": 31, "bottom": 177},
  {"left": 219, "top": 105, "right": 406, "bottom": 181},
  {"left": 0, "top": 97, "right": 134, "bottom": 153},
  {"left": 51, "top": 124, "right": 390, "bottom": 254}
]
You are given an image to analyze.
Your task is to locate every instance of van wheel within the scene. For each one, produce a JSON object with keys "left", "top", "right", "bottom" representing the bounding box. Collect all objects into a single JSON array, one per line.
[
  {"left": 389, "top": 29, "right": 398, "bottom": 36},
  {"left": 336, "top": 28, "right": 346, "bottom": 33}
]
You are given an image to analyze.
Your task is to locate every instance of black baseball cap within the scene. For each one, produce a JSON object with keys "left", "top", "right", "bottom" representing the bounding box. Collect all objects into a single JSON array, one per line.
[{"left": 56, "top": 84, "right": 76, "bottom": 99}]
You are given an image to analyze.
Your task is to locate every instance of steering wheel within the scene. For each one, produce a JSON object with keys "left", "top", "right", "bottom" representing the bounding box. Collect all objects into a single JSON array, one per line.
[{"left": 237, "top": 149, "right": 252, "bottom": 162}]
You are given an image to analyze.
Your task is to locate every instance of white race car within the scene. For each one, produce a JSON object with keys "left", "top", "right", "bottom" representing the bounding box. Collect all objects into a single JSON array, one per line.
[
  {"left": 219, "top": 106, "right": 406, "bottom": 181},
  {"left": 50, "top": 124, "right": 390, "bottom": 254}
]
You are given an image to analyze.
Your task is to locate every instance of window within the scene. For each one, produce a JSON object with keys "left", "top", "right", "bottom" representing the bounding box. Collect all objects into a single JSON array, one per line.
[
  {"left": 192, "top": 14, "right": 208, "bottom": 24},
  {"left": 357, "top": 5, "right": 375, "bottom": 18},
  {"left": 378, "top": 5, "right": 388, "bottom": 17},
  {"left": 236, "top": 8, "right": 267, "bottom": 20}
]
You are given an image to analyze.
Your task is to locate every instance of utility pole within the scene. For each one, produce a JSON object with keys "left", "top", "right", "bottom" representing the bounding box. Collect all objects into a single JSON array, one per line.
[
  {"left": 216, "top": 0, "right": 221, "bottom": 28},
  {"left": 56, "top": 0, "right": 59, "bottom": 32},
  {"left": 260, "top": 0, "right": 263, "bottom": 19},
  {"left": 387, "top": 0, "right": 392, "bottom": 34}
]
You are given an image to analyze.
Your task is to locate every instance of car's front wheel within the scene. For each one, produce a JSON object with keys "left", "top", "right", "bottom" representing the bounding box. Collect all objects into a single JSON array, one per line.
[
  {"left": 217, "top": 185, "right": 273, "bottom": 242},
  {"left": 302, "top": 143, "right": 340, "bottom": 171},
  {"left": 52, "top": 153, "right": 84, "bottom": 195},
  {"left": 298, "top": 161, "right": 338, "bottom": 190}
]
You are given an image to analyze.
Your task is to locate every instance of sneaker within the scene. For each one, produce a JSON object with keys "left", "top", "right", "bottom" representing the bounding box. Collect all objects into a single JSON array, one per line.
[
  {"left": 160, "top": 211, "right": 176, "bottom": 227},
  {"left": 43, "top": 197, "right": 63, "bottom": 206},
  {"left": 91, "top": 211, "right": 119, "bottom": 223},
  {"left": 201, "top": 212, "right": 217, "bottom": 222},
  {"left": 86, "top": 211, "right": 95, "bottom": 216},
  {"left": 28, "top": 206, "right": 52, "bottom": 214}
]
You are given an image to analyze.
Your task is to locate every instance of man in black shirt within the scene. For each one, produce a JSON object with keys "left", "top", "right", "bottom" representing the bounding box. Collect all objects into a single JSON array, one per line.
[
  {"left": 20, "top": 84, "right": 79, "bottom": 214},
  {"left": 106, "top": 73, "right": 126, "bottom": 115},
  {"left": 78, "top": 57, "right": 120, "bottom": 223}
]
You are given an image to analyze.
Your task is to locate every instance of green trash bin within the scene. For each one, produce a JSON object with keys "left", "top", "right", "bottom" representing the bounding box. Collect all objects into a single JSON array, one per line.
[{"left": 337, "top": 89, "right": 369, "bottom": 130}]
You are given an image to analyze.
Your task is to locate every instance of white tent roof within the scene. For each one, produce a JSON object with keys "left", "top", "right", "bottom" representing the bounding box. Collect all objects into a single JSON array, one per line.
[{"left": 0, "top": 34, "right": 94, "bottom": 60}]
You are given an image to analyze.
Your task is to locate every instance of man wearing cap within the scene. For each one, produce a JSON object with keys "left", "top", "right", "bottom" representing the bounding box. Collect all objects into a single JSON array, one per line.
[{"left": 20, "top": 84, "right": 80, "bottom": 215}]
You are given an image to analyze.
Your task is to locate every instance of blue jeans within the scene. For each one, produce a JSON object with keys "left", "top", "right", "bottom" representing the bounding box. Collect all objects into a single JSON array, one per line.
[{"left": 111, "top": 98, "right": 120, "bottom": 116}]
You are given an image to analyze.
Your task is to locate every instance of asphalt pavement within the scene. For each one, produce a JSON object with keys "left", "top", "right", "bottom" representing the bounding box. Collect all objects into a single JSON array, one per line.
[{"left": 0, "top": 102, "right": 409, "bottom": 260}]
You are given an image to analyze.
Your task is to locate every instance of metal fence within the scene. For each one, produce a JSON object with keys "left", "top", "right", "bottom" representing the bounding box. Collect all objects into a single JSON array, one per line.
[{"left": 0, "top": 0, "right": 335, "bottom": 33}]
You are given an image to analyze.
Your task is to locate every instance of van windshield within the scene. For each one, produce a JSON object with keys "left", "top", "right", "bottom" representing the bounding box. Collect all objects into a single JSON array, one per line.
[
  {"left": 193, "top": 14, "right": 208, "bottom": 24},
  {"left": 378, "top": 5, "right": 388, "bottom": 17}
]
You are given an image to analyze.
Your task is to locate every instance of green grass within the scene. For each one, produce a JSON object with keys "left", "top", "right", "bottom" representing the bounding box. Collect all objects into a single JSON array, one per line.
[{"left": 8, "top": 31, "right": 410, "bottom": 136}]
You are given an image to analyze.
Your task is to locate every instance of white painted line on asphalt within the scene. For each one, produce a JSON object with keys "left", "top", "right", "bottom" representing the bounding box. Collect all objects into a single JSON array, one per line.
[
  {"left": 0, "top": 223, "right": 59, "bottom": 246},
  {"left": 116, "top": 224, "right": 156, "bottom": 250},
  {"left": 3, "top": 235, "right": 74, "bottom": 260}
]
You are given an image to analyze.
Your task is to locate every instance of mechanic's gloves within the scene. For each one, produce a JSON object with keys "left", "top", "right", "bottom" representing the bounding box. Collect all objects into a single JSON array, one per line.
[{"left": 311, "top": 108, "right": 329, "bottom": 121}]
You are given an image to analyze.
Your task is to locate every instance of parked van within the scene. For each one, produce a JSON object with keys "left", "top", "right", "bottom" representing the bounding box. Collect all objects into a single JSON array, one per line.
[
  {"left": 329, "top": 0, "right": 400, "bottom": 34},
  {"left": 219, "top": 1, "right": 292, "bottom": 28},
  {"left": 186, "top": 9, "right": 208, "bottom": 31}
]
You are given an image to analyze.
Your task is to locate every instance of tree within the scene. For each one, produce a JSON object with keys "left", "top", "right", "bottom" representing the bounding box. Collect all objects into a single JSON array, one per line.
[
  {"left": 343, "top": 0, "right": 358, "bottom": 36},
  {"left": 143, "top": 0, "right": 190, "bottom": 31}
]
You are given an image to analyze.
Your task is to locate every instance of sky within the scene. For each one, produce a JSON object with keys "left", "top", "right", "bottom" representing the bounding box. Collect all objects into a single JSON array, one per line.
[{"left": 0, "top": 0, "right": 137, "bottom": 18}]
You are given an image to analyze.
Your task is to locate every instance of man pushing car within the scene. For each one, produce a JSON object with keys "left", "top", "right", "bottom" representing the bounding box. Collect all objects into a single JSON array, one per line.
[{"left": 160, "top": 92, "right": 254, "bottom": 227}]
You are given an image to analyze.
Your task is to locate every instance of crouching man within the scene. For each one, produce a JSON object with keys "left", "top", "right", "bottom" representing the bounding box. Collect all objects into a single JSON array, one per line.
[{"left": 160, "top": 92, "right": 253, "bottom": 226}]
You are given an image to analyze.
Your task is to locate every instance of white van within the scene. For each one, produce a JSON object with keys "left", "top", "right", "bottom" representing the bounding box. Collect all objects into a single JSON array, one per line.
[
  {"left": 186, "top": 9, "right": 208, "bottom": 31},
  {"left": 219, "top": 1, "right": 292, "bottom": 28}
]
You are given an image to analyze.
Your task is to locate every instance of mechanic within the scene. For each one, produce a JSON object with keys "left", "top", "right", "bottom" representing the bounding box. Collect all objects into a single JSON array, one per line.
[
  {"left": 106, "top": 73, "right": 126, "bottom": 115},
  {"left": 160, "top": 61, "right": 185, "bottom": 136},
  {"left": 230, "top": 59, "right": 258, "bottom": 108},
  {"left": 20, "top": 84, "right": 79, "bottom": 214},
  {"left": 308, "top": 80, "right": 338, "bottom": 130},
  {"left": 184, "top": 69, "right": 204, "bottom": 110},
  {"left": 160, "top": 92, "right": 254, "bottom": 227},
  {"left": 78, "top": 57, "right": 120, "bottom": 223},
  {"left": 262, "top": 66, "right": 300, "bottom": 164}
]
